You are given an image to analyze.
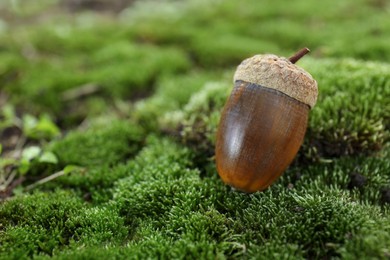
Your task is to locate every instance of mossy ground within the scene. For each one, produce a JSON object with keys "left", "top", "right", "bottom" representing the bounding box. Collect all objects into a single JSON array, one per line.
[{"left": 0, "top": 0, "right": 389, "bottom": 259}]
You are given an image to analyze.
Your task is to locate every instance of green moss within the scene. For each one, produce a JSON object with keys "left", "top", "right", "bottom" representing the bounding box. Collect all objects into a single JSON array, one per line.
[
  {"left": 1, "top": 0, "right": 390, "bottom": 258},
  {"left": 126, "top": 0, "right": 390, "bottom": 63},
  {"left": 222, "top": 190, "right": 368, "bottom": 258},
  {"left": 39, "top": 163, "right": 134, "bottom": 204},
  {"left": 163, "top": 58, "right": 389, "bottom": 163},
  {"left": 0, "top": 190, "right": 85, "bottom": 258},
  {"left": 2, "top": 138, "right": 389, "bottom": 259},
  {"left": 114, "top": 136, "right": 197, "bottom": 216},
  {"left": 302, "top": 58, "right": 390, "bottom": 158},
  {"left": 0, "top": 190, "right": 128, "bottom": 258},
  {"left": 339, "top": 212, "right": 390, "bottom": 259},
  {"left": 285, "top": 155, "right": 390, "bottom": 205},
  {"left": 50, "top": 120, "right": 145, "bottom": 167},
  {"left": 90, "top": 42, "right": 191, "bottom": 97},
  {"left": 157, "top": 79, "right": 230, "bottom": 157},
  {"left": 111, "top": 138, "right": 389, "bottom": 259},
  {"left": 134, "top": 71, "right": 224, "bottom": 131},
  {"left": 2, "top": 0, "right": 390, "bottom": 122},
  {"left": 190, "top": 32, "right": 279, "bottom": 67},
  {"left": 4, "top": 25, "right": 190, "bottom": 117}
]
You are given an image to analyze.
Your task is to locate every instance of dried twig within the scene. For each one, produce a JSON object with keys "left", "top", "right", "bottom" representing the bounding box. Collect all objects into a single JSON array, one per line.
[
  {"left": 24, "top": 170, "right": 66, "bottom": 191},
  {"left": 0, "top": 170, "right": 17, "bottom": 191}
]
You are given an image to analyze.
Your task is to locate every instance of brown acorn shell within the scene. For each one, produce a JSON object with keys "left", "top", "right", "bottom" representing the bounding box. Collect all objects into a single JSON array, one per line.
[{"left": 215, "top": 80, "right": 309, "bottom": 193}]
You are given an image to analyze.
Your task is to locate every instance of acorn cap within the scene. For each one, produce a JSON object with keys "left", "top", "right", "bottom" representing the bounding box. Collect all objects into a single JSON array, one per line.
[{"left": 233, "top": 53, "right": 318, "bottom": 108}]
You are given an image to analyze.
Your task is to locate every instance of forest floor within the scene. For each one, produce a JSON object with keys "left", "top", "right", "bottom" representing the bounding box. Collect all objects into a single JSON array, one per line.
[{"left": 0, "top": 0, "right": 389, "bottom": 259}]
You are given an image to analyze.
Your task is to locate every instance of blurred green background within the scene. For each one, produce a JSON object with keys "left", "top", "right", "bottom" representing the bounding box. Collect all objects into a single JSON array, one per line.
[{"left": 0, "top": 0, "right": 389, "bottom": 259}]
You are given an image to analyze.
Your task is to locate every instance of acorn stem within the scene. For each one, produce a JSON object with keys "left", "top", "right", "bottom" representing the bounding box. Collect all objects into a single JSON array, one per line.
[{"left": 288, "top": 47, "right": 310, "bottom": 64}]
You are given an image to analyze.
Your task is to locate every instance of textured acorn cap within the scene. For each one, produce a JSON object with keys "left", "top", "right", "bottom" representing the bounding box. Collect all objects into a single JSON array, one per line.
[{"left": 233, "top": 54, "right": 318, "bottom": 108}]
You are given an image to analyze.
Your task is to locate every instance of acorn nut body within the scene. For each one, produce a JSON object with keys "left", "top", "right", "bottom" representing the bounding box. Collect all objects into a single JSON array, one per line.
[{"left": 215, "top": 48, "right": 318, "bottom": 193}]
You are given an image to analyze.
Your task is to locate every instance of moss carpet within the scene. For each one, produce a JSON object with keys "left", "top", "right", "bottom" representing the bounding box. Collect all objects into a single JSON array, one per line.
[{"left": 0, "top": 0, "right": 389, "bottom": 259}]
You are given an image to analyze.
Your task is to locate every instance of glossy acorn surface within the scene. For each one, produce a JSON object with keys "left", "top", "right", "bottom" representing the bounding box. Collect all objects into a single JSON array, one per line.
[{"left": 215, "top": 48, "right": 317, "bottom": 193}]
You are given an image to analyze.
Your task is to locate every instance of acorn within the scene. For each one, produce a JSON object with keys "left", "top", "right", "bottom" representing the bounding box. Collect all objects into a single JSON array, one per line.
[{"left": 215, "top": 48, "right": 318, "bottom": 193}]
